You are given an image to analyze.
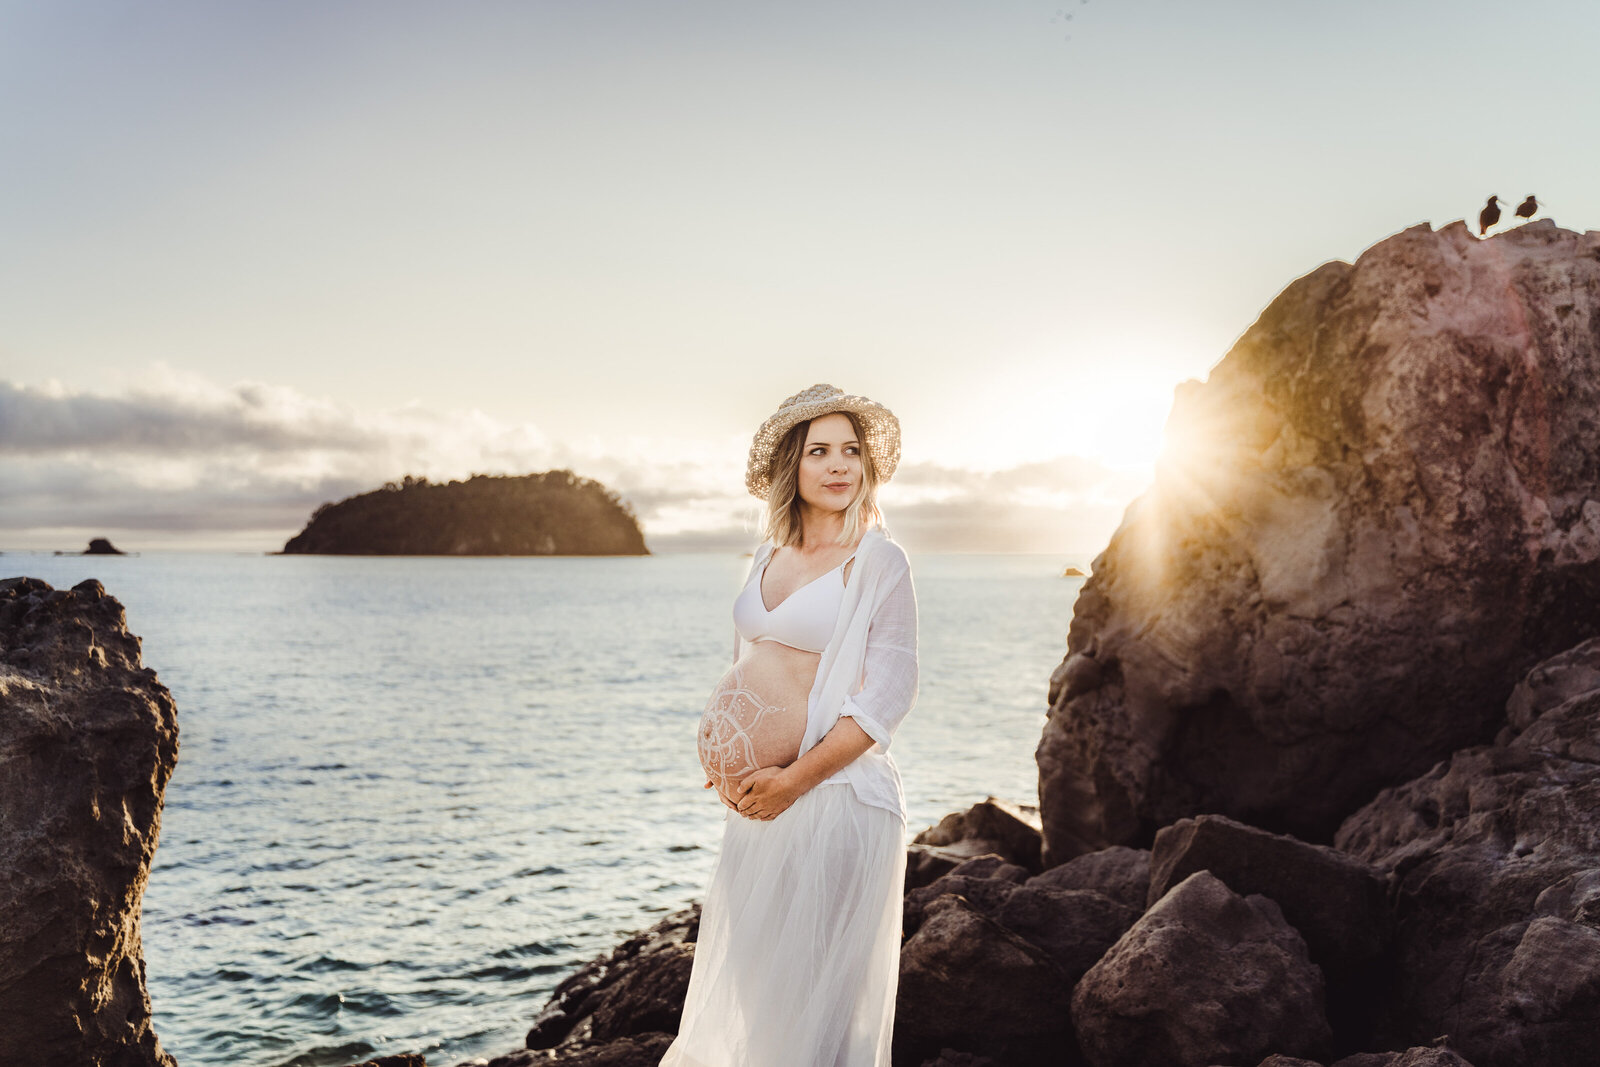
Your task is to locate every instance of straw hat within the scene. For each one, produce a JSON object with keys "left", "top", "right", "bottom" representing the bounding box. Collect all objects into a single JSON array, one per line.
[{"left": 745, "top": 383, "right": 902, "bottom": 501}]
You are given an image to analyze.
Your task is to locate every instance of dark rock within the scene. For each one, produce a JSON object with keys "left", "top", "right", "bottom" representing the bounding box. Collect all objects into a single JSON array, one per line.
[
  {"left": 894, "top": 895, "right": 1074, "bottom": 1065},
  {"left": 1029, "top": 845, "right": 1151, "bottom": 911},
  {"left": 0, "top": 577, "right": 179, "bottom": 1067},
  {"left": 526, "top": 906, "right": 697, "bottom": 1049},
  {"left": 1072, "top": 871, "right": 1331, "bottom": 1067},
  {"left": 904, "top": 856, "right": 1031, "bottom": 937},
  {"left": 1331, "top": 1050, "right": 1478, "bottom": 1067},
  {"left": 913, "top": 797, "right": 1043, "bottom": 873},
  {"left": 903, "top": 854, "right": 1138, "bottom": 985},
  {"left": 486, "top": 1032, "right": 673, "bottom": 1066},
  {"left": 920, "top": 1051, "right": 1001, "bottom": 1067},
  {"left": 906, "top": 841, "right": 1005, "bottom": 891},
  {"left": 1334, "top": 637, "right": 1600, "bottom": 1066},
  {"left": 1254, "top": 1058, "right": 1325, "bottom": 1067},
  {"left": 1037, "top": 220, "right": 1600, "bottom": 864},
  {"left": 991, "top": 884, "right": 1140, "bottom": 982},
  {"left": 585, "top": 943, "right": 694, "bottom": 1042},
  {"left": 84, "top": 537, "right": 125, "bottom": 554},
  {"left": 343, "top": 1057, "right": 428, "bottom": 1067},
  {"left": 1148, "top": 814, "right": 1391, "bottom": 1048}
]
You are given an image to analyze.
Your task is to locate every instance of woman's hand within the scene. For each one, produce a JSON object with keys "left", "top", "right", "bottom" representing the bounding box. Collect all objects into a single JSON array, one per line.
[
  {"left": 704, "top": 778, "right": 740, "bottom": 812},
  {"left": 734, "top": 766, "right": 805, "bottom": 821}
]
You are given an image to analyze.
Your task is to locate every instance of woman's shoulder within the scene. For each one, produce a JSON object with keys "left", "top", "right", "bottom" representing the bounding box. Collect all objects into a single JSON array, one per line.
[{"left": 862, "top": 526, "right": 910, "bottom": 576}]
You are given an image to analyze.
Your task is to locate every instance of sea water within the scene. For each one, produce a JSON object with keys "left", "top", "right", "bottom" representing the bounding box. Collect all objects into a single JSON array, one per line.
[{"left": 6, "top": 549, "right": 1085, "bottom": 1067}]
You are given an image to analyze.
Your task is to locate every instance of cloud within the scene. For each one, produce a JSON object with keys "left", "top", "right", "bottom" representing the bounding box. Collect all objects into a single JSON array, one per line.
[{"left": 0, "top": 367, "right": 1147, "bottom": 556}]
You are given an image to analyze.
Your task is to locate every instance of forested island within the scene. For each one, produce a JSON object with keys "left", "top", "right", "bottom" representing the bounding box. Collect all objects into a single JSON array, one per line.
[{"left": 279, "top": 470, "right": 649, "bottom": 556}]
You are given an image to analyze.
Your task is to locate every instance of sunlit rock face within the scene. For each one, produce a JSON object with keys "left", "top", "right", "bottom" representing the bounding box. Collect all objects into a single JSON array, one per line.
[
  {"left": 0, "top": 577, "right": 179, "bottom": 1067},
  {"left": 1038, "top": 219, "right": 1600, "bottom": 865}
]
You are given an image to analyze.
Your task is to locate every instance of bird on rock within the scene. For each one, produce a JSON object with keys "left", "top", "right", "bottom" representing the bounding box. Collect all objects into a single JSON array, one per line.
[
  {"left": 1516, "top": 195, "right": 1539, "bottom": 220},
  {"left": 1479, "top": 195, "right": 1502, "bottom": 236}
]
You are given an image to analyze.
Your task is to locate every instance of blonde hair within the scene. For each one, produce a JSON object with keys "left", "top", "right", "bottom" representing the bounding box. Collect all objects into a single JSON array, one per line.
[{"left": 761, "top": 410, "right": 884, "bottom": 548}]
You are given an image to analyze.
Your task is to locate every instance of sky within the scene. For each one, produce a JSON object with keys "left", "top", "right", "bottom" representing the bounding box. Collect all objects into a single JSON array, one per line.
[{"left": 3, "top": 0, "right": 1596, "bottom": 555}]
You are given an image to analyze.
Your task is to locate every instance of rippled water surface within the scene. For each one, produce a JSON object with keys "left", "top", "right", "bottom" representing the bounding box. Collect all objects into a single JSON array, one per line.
[{"left": 10, "top": 549, "right": 1085, "bottom": 1067}]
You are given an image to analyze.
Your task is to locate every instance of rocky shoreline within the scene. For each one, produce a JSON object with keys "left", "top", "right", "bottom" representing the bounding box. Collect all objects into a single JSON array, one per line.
[
  {"left": 6, "top": 219, "right": 1600, "bottom": 1067},
  {"left": 458, "top": 219, "right": 1600, "bottom": 1067}
]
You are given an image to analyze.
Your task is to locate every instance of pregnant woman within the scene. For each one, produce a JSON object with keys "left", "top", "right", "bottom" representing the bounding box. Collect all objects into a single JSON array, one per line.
[{"left": 661, "top": 383, "right": 920, "bottom": 1067}]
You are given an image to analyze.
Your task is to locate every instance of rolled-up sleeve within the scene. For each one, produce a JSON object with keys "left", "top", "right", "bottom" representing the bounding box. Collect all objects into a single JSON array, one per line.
[{"left": 839, "top": 565, "right": 919, "bottom": 752}]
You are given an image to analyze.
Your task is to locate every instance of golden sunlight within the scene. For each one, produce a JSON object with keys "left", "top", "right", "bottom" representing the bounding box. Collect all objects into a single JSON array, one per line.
[{"left": 1072, "top": 375, "right": 1178, "bottom": 471}]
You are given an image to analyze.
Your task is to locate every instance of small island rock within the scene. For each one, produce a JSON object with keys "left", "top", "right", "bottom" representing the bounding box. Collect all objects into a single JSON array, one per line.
[{"left": 282, "top": 470, "right": 648, "bottom": 556}]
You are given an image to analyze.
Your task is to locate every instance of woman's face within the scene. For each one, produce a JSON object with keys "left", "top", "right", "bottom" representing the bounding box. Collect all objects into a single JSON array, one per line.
[{"left": 797, "top": 412, "right": 862, "bottom": 515}]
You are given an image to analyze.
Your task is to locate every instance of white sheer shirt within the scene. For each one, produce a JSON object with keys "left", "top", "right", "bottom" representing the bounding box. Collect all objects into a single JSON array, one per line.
[{"left": 732, "top": 523, "right": 920, "bottom": 824}]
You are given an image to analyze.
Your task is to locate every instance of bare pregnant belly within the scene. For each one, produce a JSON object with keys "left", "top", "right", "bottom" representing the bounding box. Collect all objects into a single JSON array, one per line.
[{"left": 697, "top": 644, "right": 817, "bottom": 807}]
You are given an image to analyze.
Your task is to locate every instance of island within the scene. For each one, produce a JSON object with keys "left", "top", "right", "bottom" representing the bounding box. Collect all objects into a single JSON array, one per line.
[{"left": 279, "top": 470, "right": 649, "bottom": 556}]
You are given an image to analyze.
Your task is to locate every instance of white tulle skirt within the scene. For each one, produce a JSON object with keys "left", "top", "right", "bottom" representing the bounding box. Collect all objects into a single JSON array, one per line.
[{"left": 661, "top": 782, "right": 907, "bottom": 1067}]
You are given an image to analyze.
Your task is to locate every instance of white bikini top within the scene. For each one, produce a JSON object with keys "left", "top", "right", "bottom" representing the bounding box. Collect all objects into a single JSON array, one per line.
[{"left": 732, "top": 548, "right": 856, "bottom": 654}]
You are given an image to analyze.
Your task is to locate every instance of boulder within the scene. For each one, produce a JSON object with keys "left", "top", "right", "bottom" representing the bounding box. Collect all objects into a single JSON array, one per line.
[
  {"left": 911, "top": 797, "right": 1044, "bottom": 881},
  {"left": 484, "top": 1033, "right": 674, "bottom": 1066},
  {"left": 1334, "top": 637, "right": 1600, "bottom": 1066},
  {"left": 903, "top": 856, "right": 1139, "bottom": 984},
  {"left": 526, "top": 906, "right": 697, "bottom": 1049},
  {"left": 1037, "top": 220, "right": 1600, "bottom": 864},
  {"left": 0, "top": 577, "right": 179, "bottom": 1067},
  {"left": 1072, "top": 871, "right": 1331, "bottom": 1067},
  {"left": 920, "top": 1051, "right": 1000, "bottom": 1067},
  {"left": 904, "top": 855, "right": 1031, "bottom": 937},
  {"left": 1148, "top": 814, "right": 1391, "bottom": 1047},
  {"left": 990, "top": 884, "right": 1140, "bottom": 982},
  {"left": 894, "top": 894, "right": 1075, "bottom": 1066},
  {"left": 1331, "top": 1049, "right": 1477, "bottom": 1067},
  {"left": 1028, "top": 845, "right": 1151, "bottom": 912}
]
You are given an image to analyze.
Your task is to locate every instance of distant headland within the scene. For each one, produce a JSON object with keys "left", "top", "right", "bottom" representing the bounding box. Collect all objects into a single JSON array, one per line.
[{"left": 279, "top": 470, "right": 649, "bottom": 556}]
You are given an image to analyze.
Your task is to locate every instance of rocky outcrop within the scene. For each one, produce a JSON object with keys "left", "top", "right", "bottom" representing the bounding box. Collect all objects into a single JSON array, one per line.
[
  {"left": 282, "top": 470, "right": 649, "bottom": 556},
  {"left": 524, "top": 906, "right": 697, "bottom": 1051},
  {"left": 1038, "top": 220, "right": 1600, "bottom": 863},
  {"left": 1148, "top": 815, "right": 1390, "bottom": 1046},
  {"left": 1071, "top": 871, "right": 1331, "bottom": 1067},
  {"left": 896, "top": 851, "right": 1141, "bottom": 1064},
  {"left": 84, "top": 538, "right": 125, "bottom": 555},
  {"left": 1330, "top": 1049, "right": 1478, "bottom": 1067},
  {"left": 482, "top": 1034, "right": 674, "bottom": 1066},
  {"left": 0, "top": 577, "right": 179, "bottom": 1067},
  {"left": 895, "top": 894, "right": 1075, "bottom": 1064},
  {"left": 906, "top": 797, "right": 1044, "bottom": 889},
  {"left": 1334, "top": 635, "right": 1600, "bottom": 1067}
]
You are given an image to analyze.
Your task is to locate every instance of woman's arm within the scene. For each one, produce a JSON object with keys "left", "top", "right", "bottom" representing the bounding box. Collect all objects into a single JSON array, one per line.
[
  {"left": 735, "top": 563, "right": 919, "bottom": 820},
  {"left": 733, "top": 716, "right": 876, "bottom": 819}
]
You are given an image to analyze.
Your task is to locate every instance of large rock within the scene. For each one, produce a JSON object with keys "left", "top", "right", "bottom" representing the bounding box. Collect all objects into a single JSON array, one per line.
[
  {"left": 1038, "top": 220, "right": 1600, "bottom": 863},
  {"left": 1331, "top": 1050, "right": 1478, "bottom": 1067},
  {"left": 0, "top": 577, "right": 179, "bottom": 1067},
  {"left": 897, "top": 853, "right": 1140, "bottom": 1064},
  {"left": 1334, "top": 637, "right": 1600, "bottom": 1067},
  {"left": 894, "top": 894, "right": 1076, "bottom": 1066},
  {"left": 1072, "top": 871, "right": 1331, "bottom": 1067},
  {"left": 1148, "top": 814, "right": 1391, "bottom": 1048},
  {"left": 483, "top": 1033, "right": 674, "bottom": 1066},
  {"left": 1028, "top": 845, "right": 1151, "bottom": 912},
  {"left": 904, "top": 855, "right": 1030, "bottom": 937},
  {"left": 908, "top": 797, "right": 1044, "bottom": 889},
  {"left": 525, "top": 906, "right": 697, "bottom": 1050}
]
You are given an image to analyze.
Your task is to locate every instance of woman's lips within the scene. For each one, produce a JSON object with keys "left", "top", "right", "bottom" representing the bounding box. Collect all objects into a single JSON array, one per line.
[{"left": 825, "top": 483, "right": 849, "bottom": 490}]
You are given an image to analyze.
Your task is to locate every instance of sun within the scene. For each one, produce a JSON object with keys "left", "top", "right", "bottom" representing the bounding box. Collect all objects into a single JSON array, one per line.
[{"left": 1070, "top": 376, "right": 1174, "bottom": 472}]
